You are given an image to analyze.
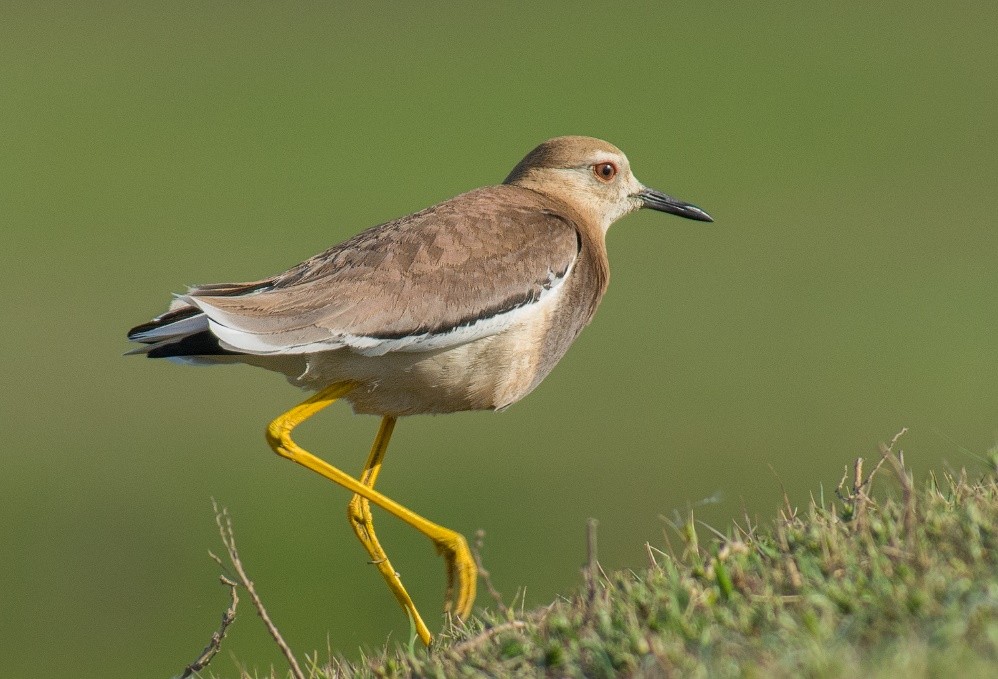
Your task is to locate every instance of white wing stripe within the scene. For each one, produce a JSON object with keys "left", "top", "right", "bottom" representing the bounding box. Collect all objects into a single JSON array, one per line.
[{"left": 129, "top": 312, "right": 209, "bottom": 341}]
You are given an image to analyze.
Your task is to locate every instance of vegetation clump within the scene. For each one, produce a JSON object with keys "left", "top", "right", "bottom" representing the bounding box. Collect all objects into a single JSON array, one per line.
[{"left": 204, "top": 437, "right": 998, "bottom": 678}]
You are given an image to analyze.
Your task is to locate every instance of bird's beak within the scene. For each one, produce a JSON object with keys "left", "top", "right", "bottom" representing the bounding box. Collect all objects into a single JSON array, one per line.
[{"left": 638, "top": 187, "right": 713, "bottom": 222}]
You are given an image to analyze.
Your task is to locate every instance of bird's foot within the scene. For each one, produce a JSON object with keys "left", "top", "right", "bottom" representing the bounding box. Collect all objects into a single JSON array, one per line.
[{"left": 435, "top": 532, "right": 477, "bottom": 620}]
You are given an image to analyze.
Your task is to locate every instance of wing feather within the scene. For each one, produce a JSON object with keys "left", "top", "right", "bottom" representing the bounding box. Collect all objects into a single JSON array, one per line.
[{"left": 187, "top": 185, "right": 580, "bottom": 356}]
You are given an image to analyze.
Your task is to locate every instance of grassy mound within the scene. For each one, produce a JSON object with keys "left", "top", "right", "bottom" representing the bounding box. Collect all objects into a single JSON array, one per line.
[{"left": 202, "top": 438, "right": 998, "bottom": 678}]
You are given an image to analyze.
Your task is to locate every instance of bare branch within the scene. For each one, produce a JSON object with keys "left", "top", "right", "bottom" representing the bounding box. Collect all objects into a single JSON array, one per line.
[
  {"left": 180, "top": 574, "right": 239, "bottom": 679},
  {"left": 835, "top": 429, "right": 910, "bottom": 528},
  {"left": 212, "top": 499, "right": 306, "bottom": 679}
]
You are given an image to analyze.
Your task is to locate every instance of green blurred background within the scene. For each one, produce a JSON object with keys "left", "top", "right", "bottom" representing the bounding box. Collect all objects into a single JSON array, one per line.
[{"left": 2, "top": 2, "right": 996, "bottom": 677}]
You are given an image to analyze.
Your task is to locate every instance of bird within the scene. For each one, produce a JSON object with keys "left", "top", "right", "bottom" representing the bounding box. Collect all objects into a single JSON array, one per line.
[{"left": 127, "top": 135, "right": 712, "bottom": 646}]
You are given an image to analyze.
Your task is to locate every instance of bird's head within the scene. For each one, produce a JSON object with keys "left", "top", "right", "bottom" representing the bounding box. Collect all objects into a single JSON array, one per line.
[{"left": 504, "top": 135, "right": 712, "bottom": 232}]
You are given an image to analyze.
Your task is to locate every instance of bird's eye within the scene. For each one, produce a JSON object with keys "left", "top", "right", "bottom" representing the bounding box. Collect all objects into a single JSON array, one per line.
[{"left": 593, "top": 162, "right": 617, "bottom": 182}]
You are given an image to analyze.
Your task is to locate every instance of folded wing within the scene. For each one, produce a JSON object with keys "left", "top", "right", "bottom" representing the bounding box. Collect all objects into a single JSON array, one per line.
[{"left": 129, "top": 186, "right": 581, "bottom": 358}]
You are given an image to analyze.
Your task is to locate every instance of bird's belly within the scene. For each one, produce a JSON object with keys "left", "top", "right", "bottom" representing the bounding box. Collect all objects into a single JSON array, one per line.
[
  {"left": 293, "top": 293, "right": 575, "bottom": 417},
  {"left": 292, "top": 336, "right": 518, "bottom": 416}
]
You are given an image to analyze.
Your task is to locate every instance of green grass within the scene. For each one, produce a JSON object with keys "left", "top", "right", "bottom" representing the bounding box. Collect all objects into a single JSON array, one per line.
[{"left": 199, "top": 437, "right": 998, "bottom": 678}]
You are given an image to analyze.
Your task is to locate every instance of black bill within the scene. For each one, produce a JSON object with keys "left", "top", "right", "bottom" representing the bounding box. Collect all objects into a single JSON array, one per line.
[{"left": 638, "top": 187, "right": 713, "bottom": 222}]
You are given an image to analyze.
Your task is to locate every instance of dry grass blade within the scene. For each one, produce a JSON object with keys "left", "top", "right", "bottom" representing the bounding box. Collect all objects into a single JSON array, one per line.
[
  {"left": 585, "top": 518, "right": 599, "bottom": 605},
  {"left": 472, "top": 529, "right": 510, "bottom": 616},
  {"left": 880, "top": 435, "right": 917, "bottom": 544}
]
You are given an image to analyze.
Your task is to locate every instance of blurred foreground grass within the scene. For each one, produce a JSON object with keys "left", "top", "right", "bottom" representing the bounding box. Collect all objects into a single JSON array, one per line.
[{"left": 194, "top": 434, "right": 998, "bottom": 678}]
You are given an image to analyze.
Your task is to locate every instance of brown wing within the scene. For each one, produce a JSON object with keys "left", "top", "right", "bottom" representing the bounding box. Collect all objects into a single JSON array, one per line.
[{"left": 187, "top": 185, "right": 581, "bottom": 355}]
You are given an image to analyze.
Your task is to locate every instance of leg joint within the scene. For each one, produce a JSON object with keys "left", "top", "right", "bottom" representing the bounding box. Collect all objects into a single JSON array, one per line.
[{"left": 265, "top": 420, "right": 293, "bottom": 458}]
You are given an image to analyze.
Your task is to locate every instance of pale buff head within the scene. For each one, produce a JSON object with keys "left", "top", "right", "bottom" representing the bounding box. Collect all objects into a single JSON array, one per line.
[{"left": 504, "top": 135, "right": 712, "bottom": 232}]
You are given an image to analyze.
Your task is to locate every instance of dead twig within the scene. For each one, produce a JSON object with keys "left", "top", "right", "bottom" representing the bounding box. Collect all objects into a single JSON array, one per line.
[
  {"left": 887, "top": 427, "right": 909, "bottom": 453},
  {"left": 835, "top": 456, "right": 883, "bottom": 526},
  {"left": 180, "top": 573, "right": 239, "bottom": 679},
  {"left": 212, "top": 499, "right": 306, "bottom": 679},
  {"left": 471, "top": 529, "right": 509, "bottom": 616},
  {"left": 836, "top": 429, "right": 909, "bottom": 526}
]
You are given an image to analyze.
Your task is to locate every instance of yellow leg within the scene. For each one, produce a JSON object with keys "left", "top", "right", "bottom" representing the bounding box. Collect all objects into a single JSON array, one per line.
[
  {"left": 346, "top": 416, "right": 433, "bottom": 644},
  {"left": 264, "top": 382, "right": 477, "bottom": 646}
]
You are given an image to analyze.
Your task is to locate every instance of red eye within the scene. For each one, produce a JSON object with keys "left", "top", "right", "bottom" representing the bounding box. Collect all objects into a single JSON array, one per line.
[{"left": 593, "top": 162, "right": 617, "bottom": 182}]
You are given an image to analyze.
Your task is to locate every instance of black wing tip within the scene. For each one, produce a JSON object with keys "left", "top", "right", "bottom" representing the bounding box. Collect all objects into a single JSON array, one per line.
[{"left": 143, "top": 331, "right": 239, "bottom": 359}]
